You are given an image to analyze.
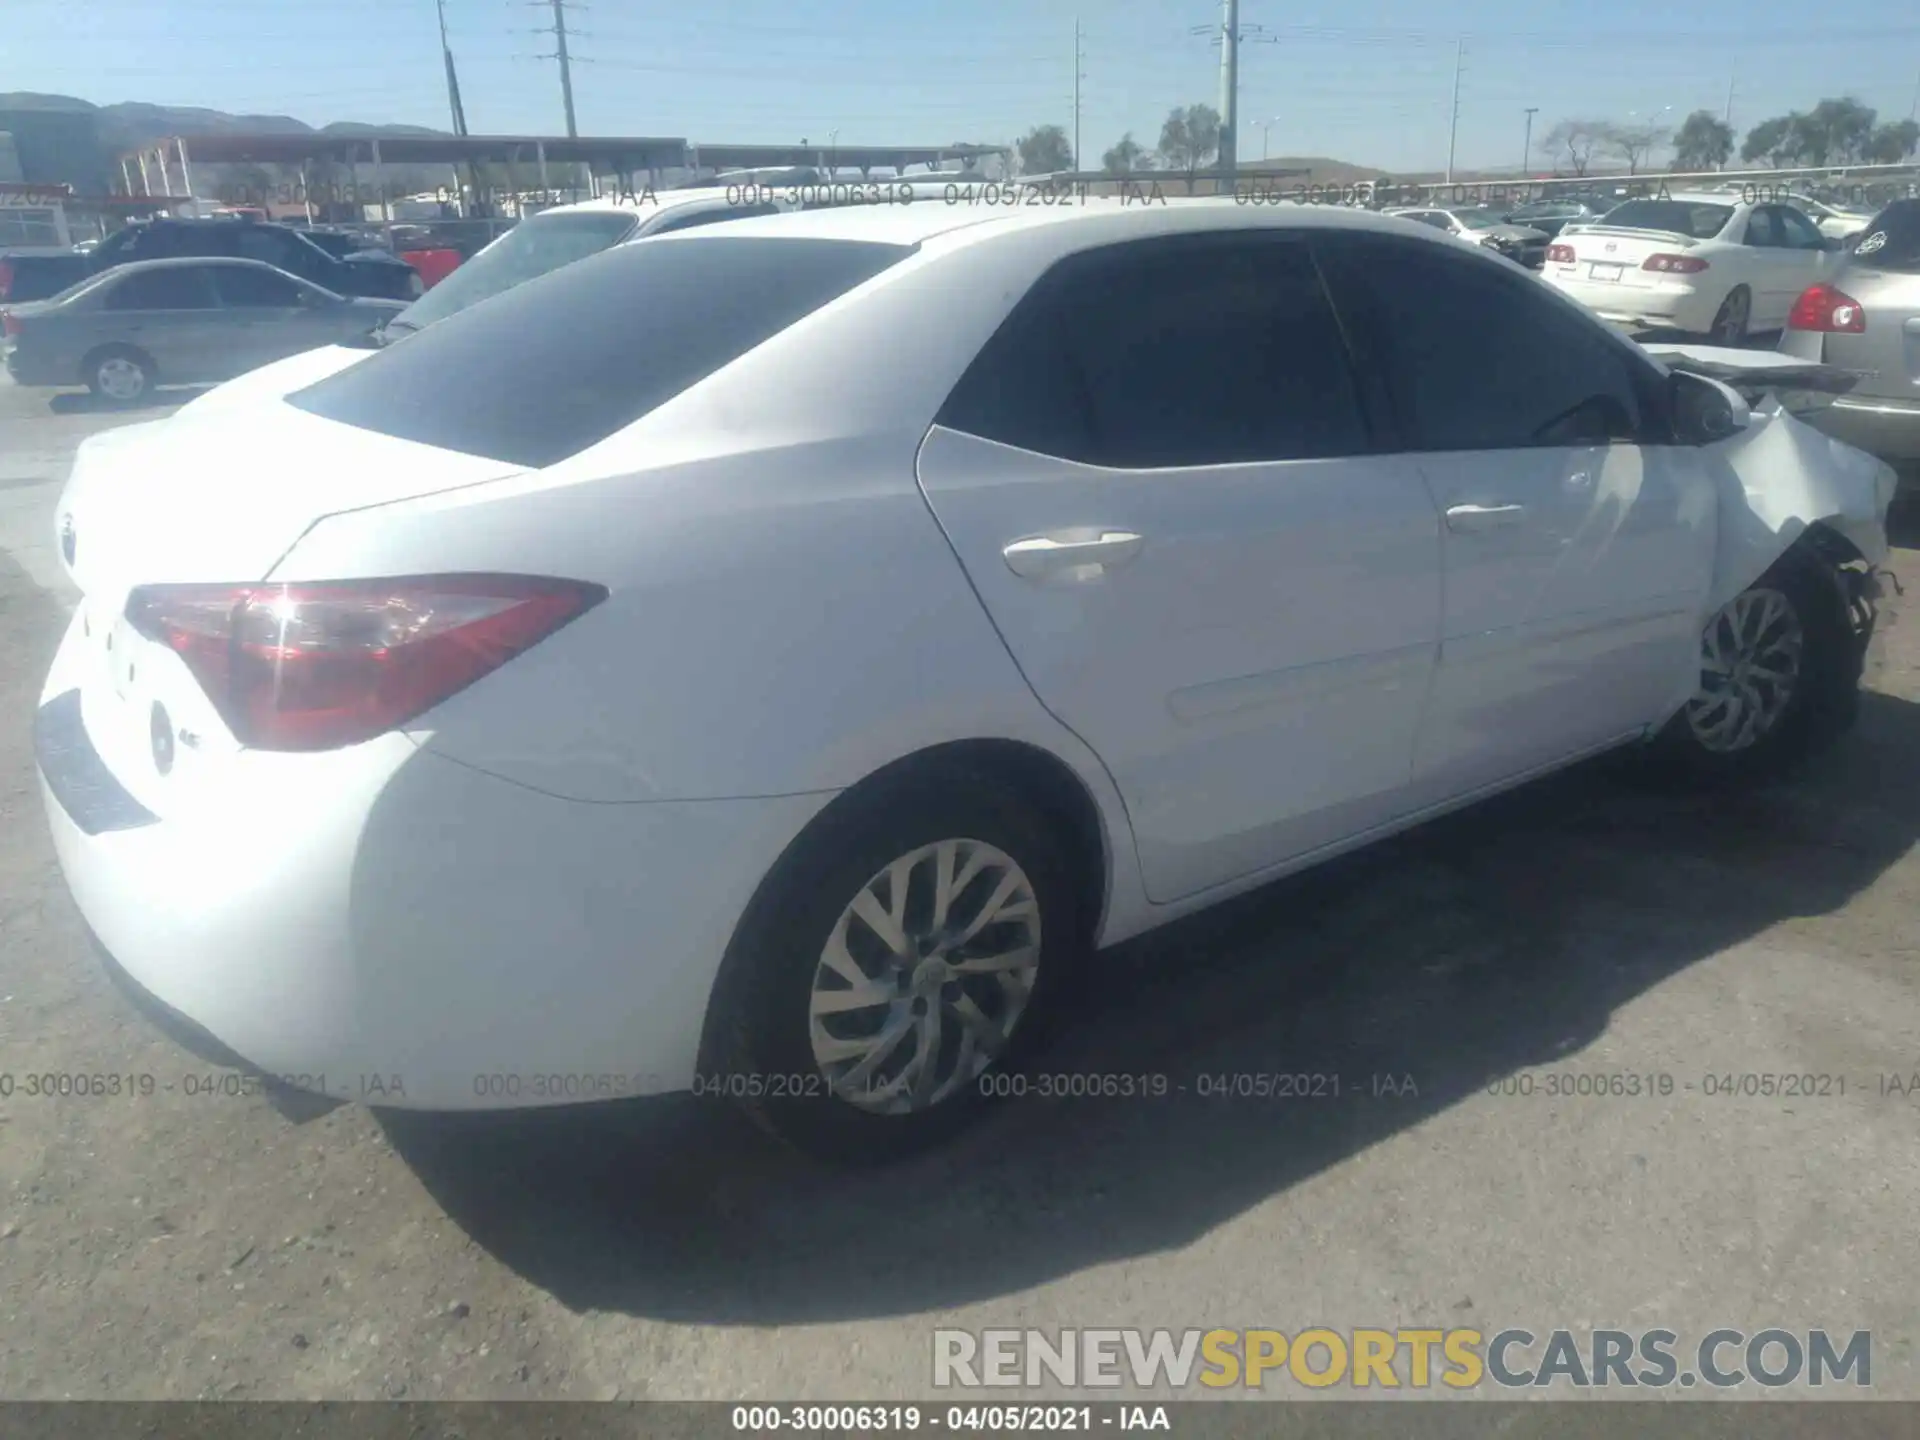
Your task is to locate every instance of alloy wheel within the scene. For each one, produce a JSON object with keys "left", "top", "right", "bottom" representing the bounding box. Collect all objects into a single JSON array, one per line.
[
  {"left": 1685, "top": 587, "right": 1805, "bottom": 753},
  {"left": 96, "top": 357, "right": 146, "bottom": 401},
  {"left": 807, "top": 838, "right": 1041, "bottom": 1115}
]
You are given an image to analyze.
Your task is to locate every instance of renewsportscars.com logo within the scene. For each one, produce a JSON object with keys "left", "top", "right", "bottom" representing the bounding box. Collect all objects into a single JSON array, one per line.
[{"left": 932, "top": 1328, "right": 1871, "bottom": 1391}]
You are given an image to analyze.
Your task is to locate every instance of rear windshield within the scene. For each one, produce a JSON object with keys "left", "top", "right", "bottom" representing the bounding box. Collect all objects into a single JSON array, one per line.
[
  {"left": 391, "top": 210, "right": 639, "bottom": 330},
  {"left": 1597, "top": 200, "right": 1732, "bottom": 238},
  {"left": 1850, "top": 200, "right": 1920, "bottom": 272},
  {"left": 288, "top": 235, "right": 916, "bottom": 467}
]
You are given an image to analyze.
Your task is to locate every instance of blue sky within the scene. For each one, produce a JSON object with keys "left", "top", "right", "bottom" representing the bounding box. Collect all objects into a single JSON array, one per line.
[{"left": 10, "top": 0, "right": 1920, "bottom": 172}]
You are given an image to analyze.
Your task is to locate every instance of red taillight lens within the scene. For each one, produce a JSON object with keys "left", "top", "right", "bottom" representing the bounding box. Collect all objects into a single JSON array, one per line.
[
  {"left": 1786, "top": 282, "right": 1866, "bottom": 333},
  {"left": 125, "top": 574, "right": 606, "bottom": 752},
  {"left": 1643, "top": 253, "right": 1709, "bottom": 274},
  {"left": 1546, "top": 243, "right": 1576, "bottom": 263}
]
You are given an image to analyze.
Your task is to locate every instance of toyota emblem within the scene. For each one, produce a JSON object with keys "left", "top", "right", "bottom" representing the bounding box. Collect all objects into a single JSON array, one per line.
[{"left": 1604, "top": 241, "right": 1617, "bottom": 253}]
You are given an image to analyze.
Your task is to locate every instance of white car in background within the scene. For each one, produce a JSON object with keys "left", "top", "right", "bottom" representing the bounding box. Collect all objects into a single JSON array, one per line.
[
  {"left": 1544, "top": 193, "right": 1845, "bottom": 342},
  {"left": 37, "top": 202, "right": 1894, "bottom": 1163},
  {"left": 1789, "top": 194, "right": 1877, "bottom": 242}
]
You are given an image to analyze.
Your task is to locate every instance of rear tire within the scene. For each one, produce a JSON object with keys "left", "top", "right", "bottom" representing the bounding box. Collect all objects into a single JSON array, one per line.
[
  {"left": 83, "top": 346, "right": 155, "bottom": 405},
  {"left": 1707, "top": 286, "right": 1751, "bottom": 346},
  {"left": 708, "top": 768, "right": 1083, "bottom": 1164},
  {"left": 1647, "top": 546, "right": 1862, "bottom": 785}
]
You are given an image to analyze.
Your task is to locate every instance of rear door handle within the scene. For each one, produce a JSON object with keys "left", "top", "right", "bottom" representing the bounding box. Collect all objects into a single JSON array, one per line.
[
  {"left": 1002, "top": 530, "right": 1144, "bottom": 579},
  {"left": 1444, "top": 503, "right": 1527, "bottom": 532}
]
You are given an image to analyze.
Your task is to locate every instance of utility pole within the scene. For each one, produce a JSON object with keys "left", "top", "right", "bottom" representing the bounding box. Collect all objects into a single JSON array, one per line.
[
  {"left": 1217, "top": 0, "right": 1240, "bottom": 179},
  {"left": 1445, "top": 37, "right": 1464, "bottom": 183},
  {"left": 1521, "top": 106, "right": 1537, "bottom": 177},
  {"left": 533, "top": 0, "right": 582, "bottom": 138},
  {"left": 1072, "top": 17, "right": 1084, "bottom": 170},
  {"left": 1725, "top": 77, "right": 1735, "bottom": 127},
  {"left": 434, "top": 0, "right": 468, "bottom": 135}
]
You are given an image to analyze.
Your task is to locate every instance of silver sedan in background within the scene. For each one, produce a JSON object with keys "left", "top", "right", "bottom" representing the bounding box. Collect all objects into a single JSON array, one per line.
[
  {"left": 1780, "top": 200, "right": 1920, "bottom": 470},
  {"left": 1, "top": 257, "right": 405, "bottom": 404}
]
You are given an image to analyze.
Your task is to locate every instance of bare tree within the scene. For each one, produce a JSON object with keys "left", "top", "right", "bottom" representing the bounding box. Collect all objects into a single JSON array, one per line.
[
  {"left": 1600, "top": 120, "right": 1670, "bottom": 175},
  {"left": 1541, "top": 119, "right": 1605, "bottom": 177}
]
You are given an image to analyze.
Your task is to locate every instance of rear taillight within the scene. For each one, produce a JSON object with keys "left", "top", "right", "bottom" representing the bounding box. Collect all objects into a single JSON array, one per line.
[
  {"left": 1787, "top": 282, "right": 1866, "bottom": 333},
  {"left": 1546, "top": 243, "right": 1576, "bottom": 263},
  {"left": 0, "top": 259, "right": 12, "bottom": 300},
  {"left": 1643, "top": 253, "right": 1709, "bottom": 274},
  {"left": 125, "top": 574, "right": 606, "bottom": 752}
]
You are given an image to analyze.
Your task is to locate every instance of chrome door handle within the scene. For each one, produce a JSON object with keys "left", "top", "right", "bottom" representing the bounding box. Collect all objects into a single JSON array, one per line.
[
  {"left": 1444, "top": 503, "right": 1527, "bottom": 532},
  {"left": 1002, "top": 530, "right": 1144, "bottom": 579}
]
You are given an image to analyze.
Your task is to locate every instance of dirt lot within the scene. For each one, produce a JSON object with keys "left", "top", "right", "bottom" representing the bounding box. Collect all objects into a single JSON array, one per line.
[{"left": 0, "top": 377, "right": 1917, "bottom": 1409}]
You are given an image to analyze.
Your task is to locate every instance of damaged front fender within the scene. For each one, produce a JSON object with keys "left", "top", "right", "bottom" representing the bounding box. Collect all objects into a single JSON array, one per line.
[
  {"left": 1644, "top": 344, "right": 1896, "bottom": 611},
  {"left": 1701, "top": 393, "right": 1895, "bottom": 611}
]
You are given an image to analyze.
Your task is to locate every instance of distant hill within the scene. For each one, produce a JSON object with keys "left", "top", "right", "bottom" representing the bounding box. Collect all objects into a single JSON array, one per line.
[{"left": 0, "top": 91, "right": 448, "bottom": 151}]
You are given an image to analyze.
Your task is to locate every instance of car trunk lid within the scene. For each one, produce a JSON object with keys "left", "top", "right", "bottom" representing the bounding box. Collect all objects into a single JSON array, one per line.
[{"left": 57, "top": 399, "right": 527, "bottom": 609}]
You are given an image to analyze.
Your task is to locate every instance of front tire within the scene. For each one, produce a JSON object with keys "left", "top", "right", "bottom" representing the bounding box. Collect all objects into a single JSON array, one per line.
[
  {"left": 1649, "top": 547, "right": 1862, "bottom": 784},
  {"left": 709, "top": 769, "right": 1082, "bottom": 1163}
]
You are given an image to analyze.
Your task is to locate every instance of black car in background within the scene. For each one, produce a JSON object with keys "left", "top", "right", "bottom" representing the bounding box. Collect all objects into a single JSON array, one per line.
[
  {"left": 0, "top": 217, "right": 424, "bottom": 304},
  {"left": 1501, "top": 197, "right": 1612, "bottom": 241}
]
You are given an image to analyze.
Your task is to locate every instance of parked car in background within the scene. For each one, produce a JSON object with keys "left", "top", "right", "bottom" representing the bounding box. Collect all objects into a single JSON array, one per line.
[
  {"left": 1501, "top": 197, "right": 1610, "bottom": 241},
  {"left": 1779, "top": 199, "right": 1920, "bottom": 466},
  {"left": 36, "top": 202, "right": 1893, "bottom": 1162},
  {"left": 1787, "top": 194, "right": 1877, "bottom": 243},
  {"left": 1545, "top": 194, "right": 1844, "bottom": 342},
  {"left": 0, "top": 216, "right": 424, "bottom": 306},
  {"left": 1382, "top": 206, "right": 1549, "bottom": 267},
  {"left": 0, "top": 245, "right": 93, "bottom": 303},
  {"left": 291, "top": 227, "right": 389, "bottom": 261},
  {"left": 1, "top": 257, "right": 404, "bottom": 403},
  {"left": 157, "top": 189, "right": 799, "bottom": 412}
]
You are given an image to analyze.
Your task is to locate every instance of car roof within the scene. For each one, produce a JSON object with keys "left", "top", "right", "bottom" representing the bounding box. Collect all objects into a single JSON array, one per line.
[
  {"left": 661, "top": 195, "right": 1440, "bottom": 249},
  {"left": 537, "top": 187, "right": 752, "bottom": 217},
  {"left": 100, "top": 255, "right": 302, "bottom": 272}
]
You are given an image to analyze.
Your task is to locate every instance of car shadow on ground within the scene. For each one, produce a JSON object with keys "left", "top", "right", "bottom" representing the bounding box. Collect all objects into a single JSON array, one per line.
[
  {"left": 45, "top": 386, "right": 211, "bottom": 416},
  {"left": 379, "top": 678, "right": 1920, "bottom": 1325}
]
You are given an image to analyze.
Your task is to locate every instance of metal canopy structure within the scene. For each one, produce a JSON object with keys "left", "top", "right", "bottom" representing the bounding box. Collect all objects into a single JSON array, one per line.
[
  {"left": 126, "top": 131, "right": 688, "bottom": 170},
  {"left": 687, "top": 141, "right": 1008, "bottom": 173},
  {"left": 112, "top": 133, "right": 1015, "bottom": 200}
]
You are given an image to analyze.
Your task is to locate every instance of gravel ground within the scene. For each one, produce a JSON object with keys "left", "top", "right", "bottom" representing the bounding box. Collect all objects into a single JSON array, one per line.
[{"left": 0, "top": 374, "right": 1917, "bottom": 1411}]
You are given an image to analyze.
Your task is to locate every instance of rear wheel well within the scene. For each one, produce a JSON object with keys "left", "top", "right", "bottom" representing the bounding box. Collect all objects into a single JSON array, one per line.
[{"left": 696, "top": 738, "right": 1112, "bottom": 1073}]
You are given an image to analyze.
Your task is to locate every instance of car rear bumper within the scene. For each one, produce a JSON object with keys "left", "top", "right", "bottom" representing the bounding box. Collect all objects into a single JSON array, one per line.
[
  {"left": 35, "top": 610, "right": 833, "bottom": 1110},
  {"left": 1801, "top": 394, "right": 1920, "bottom": 462},
  {"left": 1544, "top": 273, "right": 1720, "bottom": 333},
  {"left": 4, "top": 349, "right": 65, "bottom": 386}
]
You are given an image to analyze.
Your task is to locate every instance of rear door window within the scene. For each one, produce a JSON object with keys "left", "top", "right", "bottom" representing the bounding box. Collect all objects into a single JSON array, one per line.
[
  {"left": 288, "top": 236, "right": 916, "bottom": 467},
  {"left": 1850, "top": 199, "right": 1920, "bottom": 271}
]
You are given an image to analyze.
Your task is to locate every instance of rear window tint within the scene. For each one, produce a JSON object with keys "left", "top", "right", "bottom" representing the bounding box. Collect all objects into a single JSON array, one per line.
[
  {"left": 1851, "top": 200, "right": 1920, "bottom": 272},
  {"left": 1598, "top": 201, "right": 1732, "bottom": 238},
  {"left": 286, "top": 235, "right": 916, "bottom": 467}
]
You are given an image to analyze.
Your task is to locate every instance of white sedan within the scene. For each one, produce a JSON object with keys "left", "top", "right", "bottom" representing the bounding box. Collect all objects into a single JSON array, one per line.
[
  {"left": 36, "top": 202, "right": 1896, "bottom": 1161},
  {"left": 1544, "top": 193, "right": 1844, "bottom": 342}
]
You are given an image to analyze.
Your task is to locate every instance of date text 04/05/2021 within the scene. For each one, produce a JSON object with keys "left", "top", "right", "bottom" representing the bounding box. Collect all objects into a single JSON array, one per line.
[{"left": 730, "top": 1405, "right": 1170, "bottom": 1433}]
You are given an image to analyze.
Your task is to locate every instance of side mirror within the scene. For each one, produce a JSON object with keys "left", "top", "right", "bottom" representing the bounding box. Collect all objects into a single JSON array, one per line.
[{"left": 1670, "top": 370, "right": 1752, "bottom": 445}]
